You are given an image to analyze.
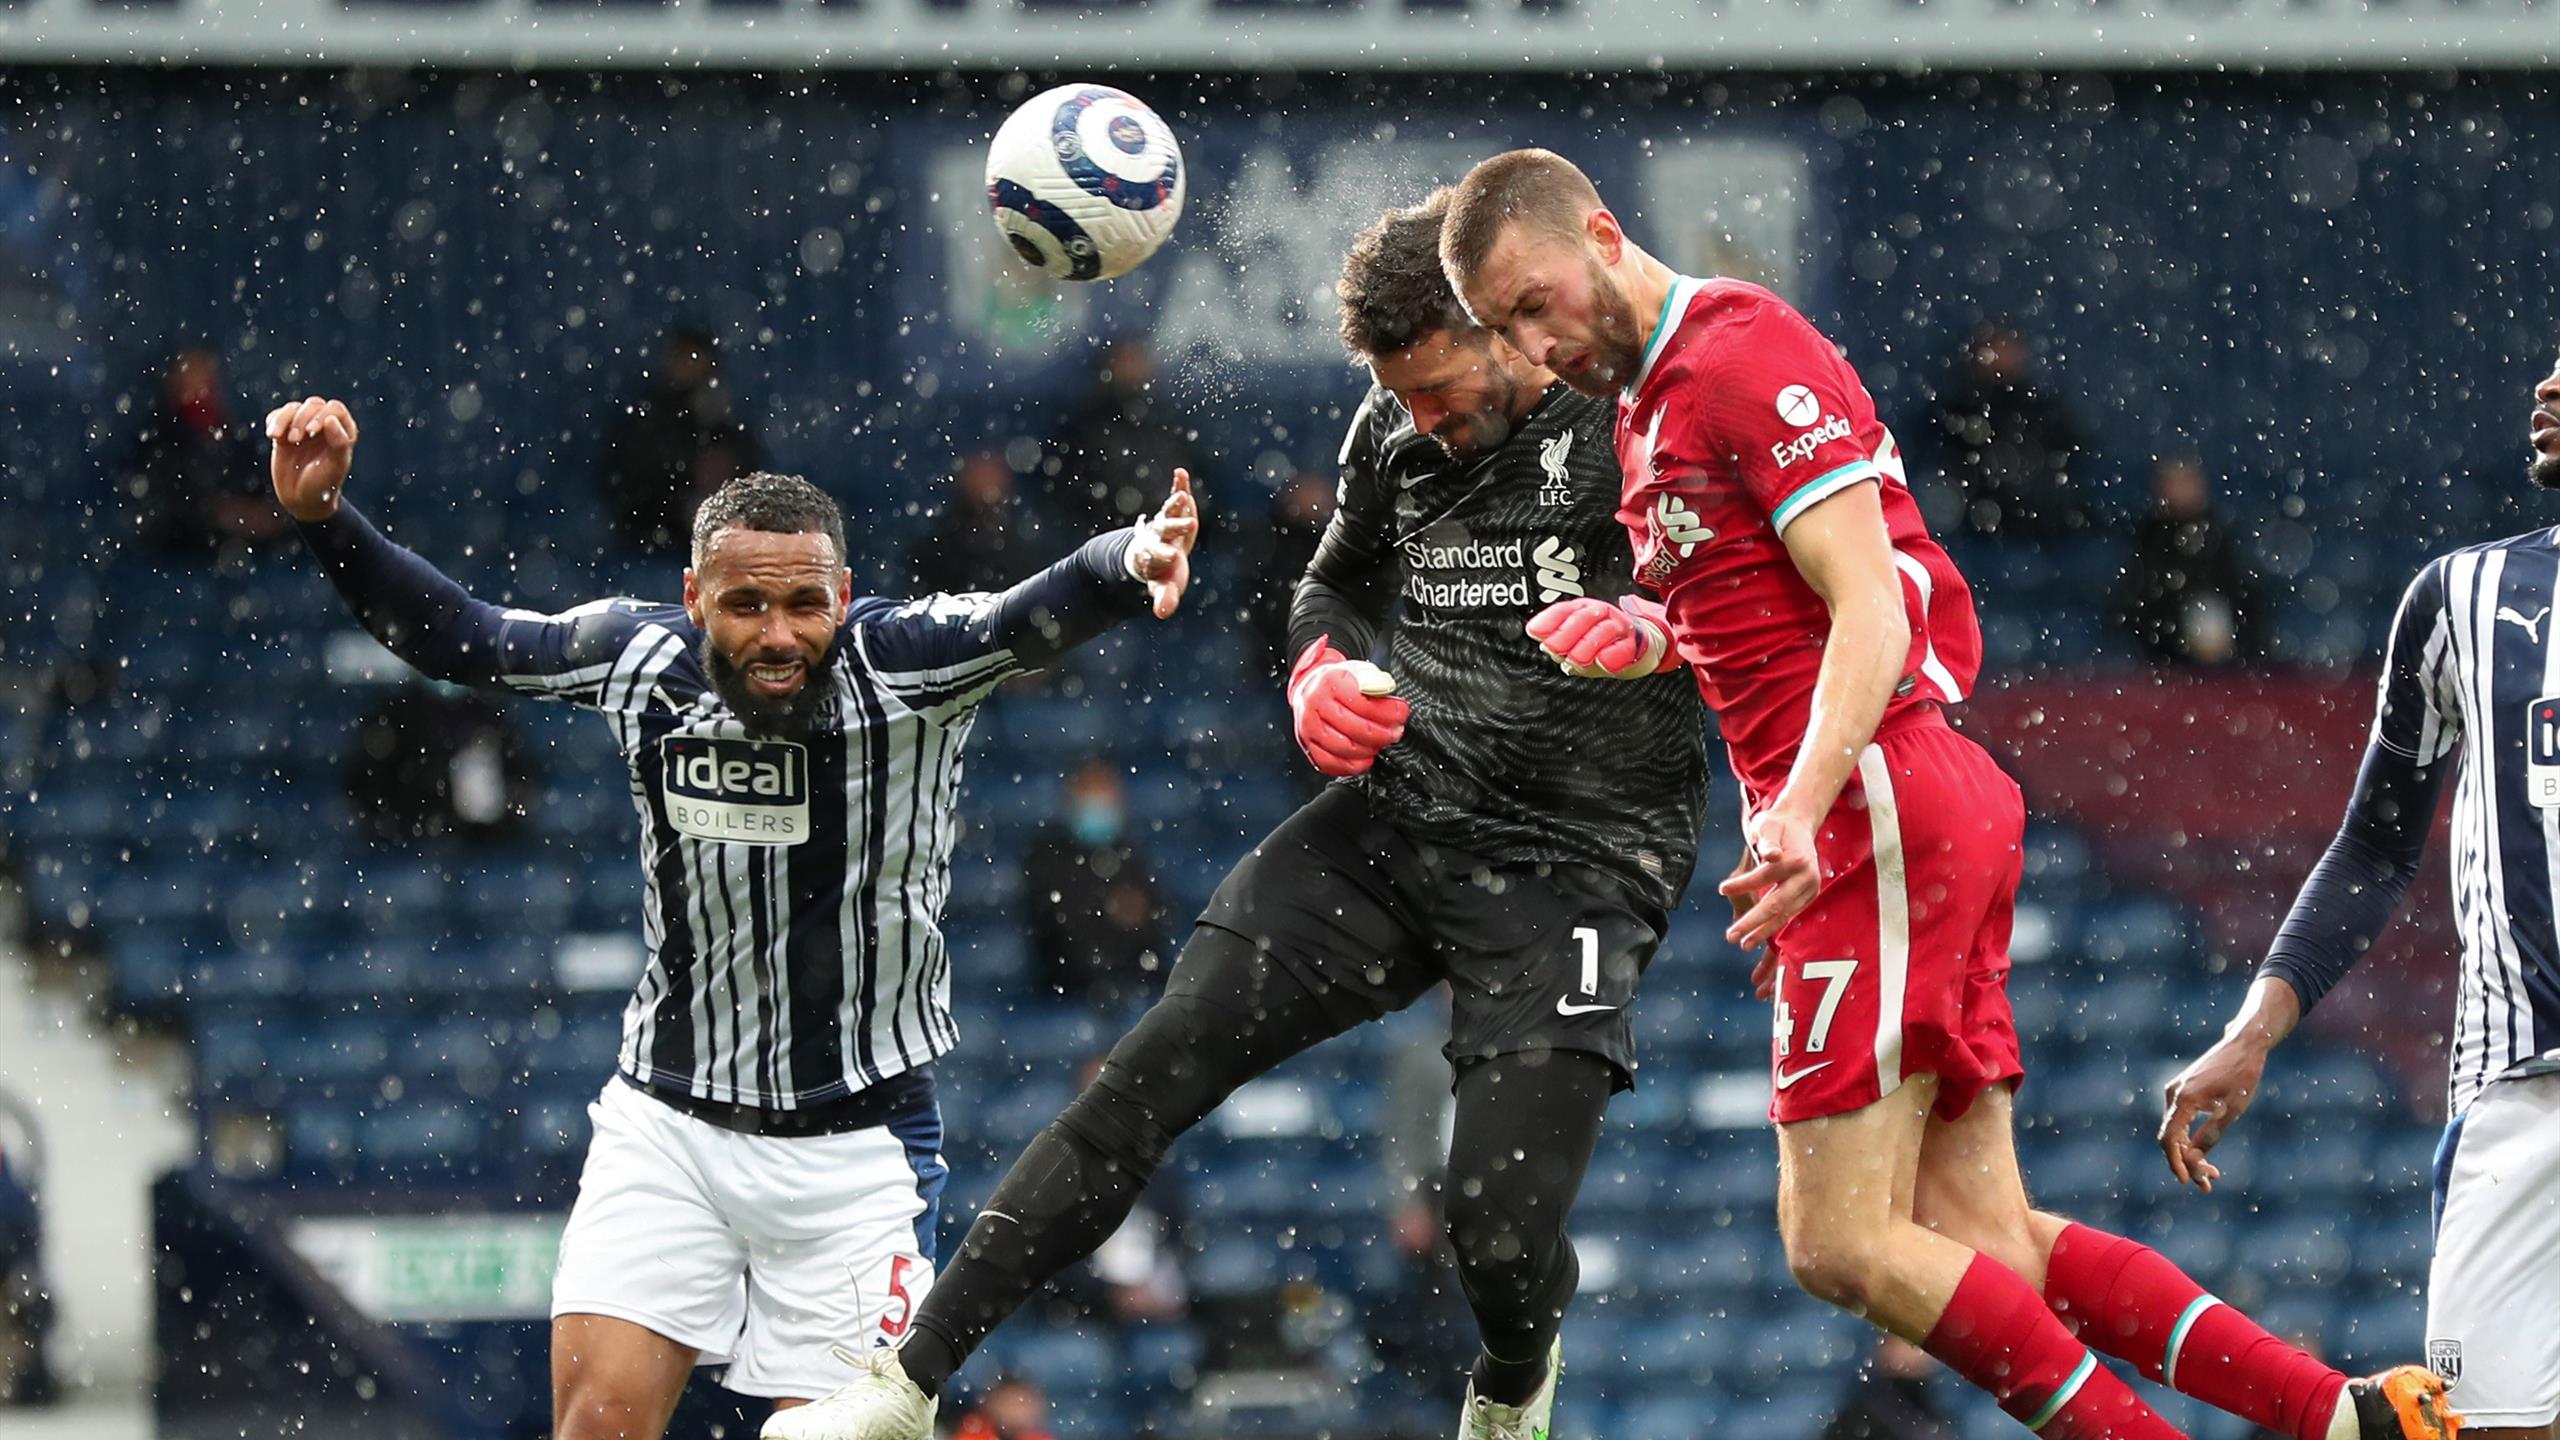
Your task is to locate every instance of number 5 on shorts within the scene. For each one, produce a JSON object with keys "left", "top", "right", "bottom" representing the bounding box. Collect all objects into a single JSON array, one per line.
[
  {"left": 879, "top": 1254, "right": 920, "bottom": 1339},
  {"left": 1778, "top": 958, "right": 1858, "bottom": 1057}
]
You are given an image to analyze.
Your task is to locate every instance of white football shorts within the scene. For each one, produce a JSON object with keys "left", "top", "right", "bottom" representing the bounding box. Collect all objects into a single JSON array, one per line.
[
  {"left": 2426, "top": 1070, "right": 2560, "bottom": 1428},
  {"left": 550, "top": 1077, "right": 946, "bottom": 1400}
]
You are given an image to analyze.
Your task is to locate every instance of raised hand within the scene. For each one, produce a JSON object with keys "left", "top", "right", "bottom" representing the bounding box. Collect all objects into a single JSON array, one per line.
[
  {"left": 266, "top": 395, "right": 360, "bottom": 522},
  {"left": 1126, "top": 469, "right": 1200, "bottom": 619}
]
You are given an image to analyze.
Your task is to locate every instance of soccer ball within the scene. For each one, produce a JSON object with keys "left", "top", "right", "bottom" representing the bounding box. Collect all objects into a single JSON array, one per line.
[{"left": 984, "top": 84, "right": 1186, "bottom": 283}]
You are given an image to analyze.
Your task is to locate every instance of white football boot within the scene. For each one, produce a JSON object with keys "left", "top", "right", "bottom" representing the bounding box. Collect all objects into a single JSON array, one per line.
[
  {"left": 761, "top": 1345, "right": 937, "bottom": 1440},
  {"left": 1456, "top": 1336, "right": 1563, "bottom": 1440}
]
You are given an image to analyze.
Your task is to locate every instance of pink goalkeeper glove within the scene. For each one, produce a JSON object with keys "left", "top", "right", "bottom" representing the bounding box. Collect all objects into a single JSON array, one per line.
[
  {"left": 1286, "top": 638, "right": 1410, "bottom": 777},
  {"left": 1525, "top": 596, "right": 1678, "bottom": 679}
]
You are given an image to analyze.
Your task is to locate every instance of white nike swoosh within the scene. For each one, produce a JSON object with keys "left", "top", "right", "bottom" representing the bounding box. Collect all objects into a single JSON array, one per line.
[
  {"left": 1773, "top": 1062, "right": 1833, "bottom": 1090},
  {"left": 1555, "top": 999, "right": 1621, "bottom": 1016}
]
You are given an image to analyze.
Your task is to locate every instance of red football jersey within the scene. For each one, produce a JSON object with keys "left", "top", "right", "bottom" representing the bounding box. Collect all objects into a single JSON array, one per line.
[{"left": 1616, "top": 277, "right": 1982, "bottom": 805}]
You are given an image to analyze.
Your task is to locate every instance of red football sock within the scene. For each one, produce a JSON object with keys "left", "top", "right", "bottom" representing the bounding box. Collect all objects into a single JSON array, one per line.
[
  {"left": 1924, "top": 1252, "right": 2188, "bottom": 1440},
  {"left": 2043, "top": 1222, "right": 2348, "bottom": 1440}
]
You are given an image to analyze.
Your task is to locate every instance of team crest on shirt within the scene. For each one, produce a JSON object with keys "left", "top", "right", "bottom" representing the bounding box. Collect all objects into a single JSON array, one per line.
[
  {"left": 663, "top": 735, "right": 812, "bottom": 845},
  {"left": 1639, "top": 492, "right": 1715, "bottom": 586},
  {"left": 2528, "top": 696, "right": 2560, "bottom": 808},
  {"left": 1537, "top": 429, "right": 1575, "bottom": 508},
  {"left": 2427, "top": 1339, "right": 2461, "bottom": 1381}
]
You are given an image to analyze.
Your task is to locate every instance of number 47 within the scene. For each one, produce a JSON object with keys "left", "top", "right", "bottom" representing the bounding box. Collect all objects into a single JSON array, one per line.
[{"left": 1775, "top": 959, "right": 1857, "bottom": 1057}]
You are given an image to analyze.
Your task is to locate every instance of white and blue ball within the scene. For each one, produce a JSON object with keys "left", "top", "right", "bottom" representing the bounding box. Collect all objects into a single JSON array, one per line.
[{"left": 984, "top": 84, "right": 1185, "bottom": 283}]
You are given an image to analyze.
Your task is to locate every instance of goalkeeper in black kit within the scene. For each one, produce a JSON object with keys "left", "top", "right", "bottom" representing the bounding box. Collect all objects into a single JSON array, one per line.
[{"left": 774, "top": 191, "right": 1711, "bottom": 1440}]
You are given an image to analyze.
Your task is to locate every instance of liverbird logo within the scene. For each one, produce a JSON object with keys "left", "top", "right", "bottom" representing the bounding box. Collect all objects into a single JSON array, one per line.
[
  {"left": 2499, "top": 604, "right": 2550, "bottom": 644},
  {"left": 1537, "top": 429, "right": 1574, "bottom": 508}
]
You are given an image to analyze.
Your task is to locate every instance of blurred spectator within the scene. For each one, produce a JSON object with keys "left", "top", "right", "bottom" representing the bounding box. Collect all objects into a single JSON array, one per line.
[
  {"left": 910, "top": 450, "right": 1044, "bottom": 597},
  {"left": 123, "top": 343, "right": 290, "bottom": 566},
  {"left": 952, "top": 1376, "right": 1057, "bottom": 1440},
  {"left": 1022, "top": 759, "right": 1169, "bottom": 1014},
  {"left": 0, "top": 1089, "right": 55, "bottom": 1407},
  {"left": 1049, "top": 340, "right": 1209, "bottom": 534},
  {"left": 599, "top": 324, "right": 766, "bottom": 554},
  {"left": 1246, "top": 471, "right": 1338, "bottom": 685},
  {"left": 1818, "top": 1336, "right": 1952, "bottom": 1440},
  {"left": 36, "top": 656, "right": 114, "bottom": 714},
  {"left": 2118, "top": 456, "right": 2268, "bottom": 666},
  {"left": 345, "top": 680, "right": 537, "bottom": 847},
  {"left": 1936, "top": 321, "right": 2093, "bottom": 541}
]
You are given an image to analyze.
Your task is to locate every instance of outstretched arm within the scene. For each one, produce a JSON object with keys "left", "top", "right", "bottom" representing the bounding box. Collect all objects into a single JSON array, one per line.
[
  {"left": 862, "top": 472, "right": 1199, "bottom": 718},
  {"left": 298, "top": 504, "right": 528, "bottom": 687},
  {"left": 273, "top": 395, "right": 643, "bottom": 699}
]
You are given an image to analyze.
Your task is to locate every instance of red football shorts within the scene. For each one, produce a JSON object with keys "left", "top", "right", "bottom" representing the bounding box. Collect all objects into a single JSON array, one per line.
[{"left": 1762, "top": 709, "right": 2027, "bottom": 1125}]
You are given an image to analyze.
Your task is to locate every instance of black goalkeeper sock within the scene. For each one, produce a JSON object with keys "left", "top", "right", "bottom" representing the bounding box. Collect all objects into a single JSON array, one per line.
[
  {"left": 1444, "top": 1050, "right": 1612, "bottom": 1410},
  {"left": 1469, "top": 1341, "right": 1554, "bottom": 1408},
  {"left": 895, "top": 1324, "right": 965, "bottom": 1401}
]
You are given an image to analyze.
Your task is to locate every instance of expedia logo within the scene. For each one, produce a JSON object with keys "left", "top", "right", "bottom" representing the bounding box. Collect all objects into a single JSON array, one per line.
[
  {"left": 1771, "top": 414, "right": 1853, "bottom": 469},
  {"left": 663, "top": 735, "right": 812, "bottom": 846}
]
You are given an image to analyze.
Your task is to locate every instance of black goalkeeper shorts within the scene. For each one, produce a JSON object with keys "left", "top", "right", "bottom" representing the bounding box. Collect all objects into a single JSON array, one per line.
[{"left": 1194, "top": 784, "right": 1667, "bottom": 1090}]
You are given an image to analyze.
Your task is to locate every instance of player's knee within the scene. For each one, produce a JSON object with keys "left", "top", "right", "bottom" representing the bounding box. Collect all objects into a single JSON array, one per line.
[
  {"left": 1054, "top": 1071, "right": 1179, "bottom": 1181},
  {"left": 1779, "top": 1225, "right": 1890, "bottom": 1312},
  {"left": 551, "top": 1376, "right": 657, "bottom": 1440},
  {"left": 1444, "top": 1190, "right": 1570, "bottom": 1297},
  {"left": 1060, "top": 994, "right": 1240, "bottom": 1175}
]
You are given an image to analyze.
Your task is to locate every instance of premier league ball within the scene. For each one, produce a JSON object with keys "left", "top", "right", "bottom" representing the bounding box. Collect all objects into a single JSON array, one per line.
[{"left": 984, "top": 84, "right": 1186, "bottom": 283}]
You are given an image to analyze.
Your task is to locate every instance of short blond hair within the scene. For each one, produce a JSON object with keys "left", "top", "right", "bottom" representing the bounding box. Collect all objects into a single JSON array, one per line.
[{"left": 1439, "top": 148, "right": 1605, "bottom": 283}]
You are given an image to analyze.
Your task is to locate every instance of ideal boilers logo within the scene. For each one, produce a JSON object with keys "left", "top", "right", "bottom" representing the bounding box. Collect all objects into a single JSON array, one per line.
[
  {"left": 663, "top": 735, "right": 813, "bottom": 846},
  {"left": 2529, "top": 696, "right": 2560, "bottom": 809}
]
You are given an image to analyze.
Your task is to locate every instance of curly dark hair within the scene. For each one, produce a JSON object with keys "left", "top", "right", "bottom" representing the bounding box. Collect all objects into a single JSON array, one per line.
[
  {"left": 1337, "top": 189, "right": 1478, "bottom": 362},
  {"left": 690, "top": 471, "right": 848, "bottom": 569}
]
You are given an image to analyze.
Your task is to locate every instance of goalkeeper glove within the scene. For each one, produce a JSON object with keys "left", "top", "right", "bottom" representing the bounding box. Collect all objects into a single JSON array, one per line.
[
  {"left": 1286, "top": 639, "right": 1409, "bottom": 777},
  {"left": 1526, "top": 595, "right": 1679, "bottom": 679}
]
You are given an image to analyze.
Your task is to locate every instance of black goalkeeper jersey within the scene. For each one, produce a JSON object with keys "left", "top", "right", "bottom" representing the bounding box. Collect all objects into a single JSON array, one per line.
[{"left": 1290, "top": 383, "right": 1710, "bottom": 910}]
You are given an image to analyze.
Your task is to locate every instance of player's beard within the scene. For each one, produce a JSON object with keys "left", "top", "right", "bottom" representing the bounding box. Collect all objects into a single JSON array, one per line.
[
  {"left": 2534, "top": 449, "right": 2560, "bottom": 492},
  {"left": 1574, "top": 258, "right": 1650, "bottom": 395},
  {"left": 1431, "top": 370, "right": 1524, "bottom": 463},
  {"left": 703, "top": 636, "right": 832, "bottom": 738}
]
